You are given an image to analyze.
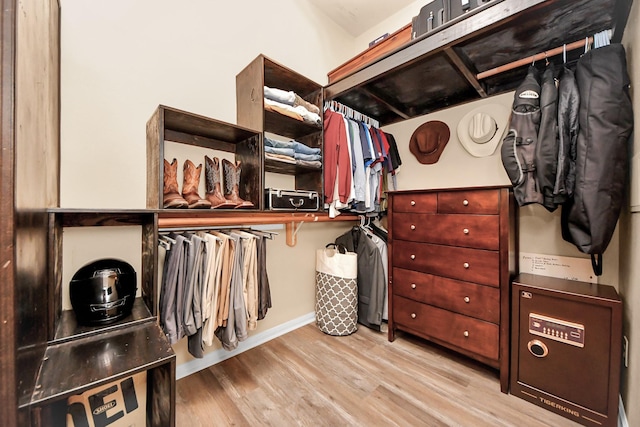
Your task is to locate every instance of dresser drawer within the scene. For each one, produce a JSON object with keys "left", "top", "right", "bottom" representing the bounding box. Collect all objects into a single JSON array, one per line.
[
  {"left": 392, "top": 213, "right": 499, "bottom": 249},
  {"left": 438, "top": 189, "right": 500, "bottom": 214},
  {"left": 394, "top": 240, "right": 500, "bottom": 287},
  {"left": 391, "top": 193, "right": 437, "bottom": 213},
  {"left": 393, "top": 295, "right": 499, "bottom": 361},
  {"left": 392, "top": 267, "right": 499, "bottom": 323}
]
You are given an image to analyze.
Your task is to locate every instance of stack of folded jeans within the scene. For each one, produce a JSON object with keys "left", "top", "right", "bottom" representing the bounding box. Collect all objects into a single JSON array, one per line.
[{"left": 264, "top": 137, "right": 322, "bottom": 168}]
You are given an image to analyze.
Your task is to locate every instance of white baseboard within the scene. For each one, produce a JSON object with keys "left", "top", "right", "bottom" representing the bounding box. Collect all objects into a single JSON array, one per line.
[
  {"left": 619, "top": 395, "right": 629, "bottom": 427},
  {"left": 176, "top": 312, "right": 316, "bottom": 380}
]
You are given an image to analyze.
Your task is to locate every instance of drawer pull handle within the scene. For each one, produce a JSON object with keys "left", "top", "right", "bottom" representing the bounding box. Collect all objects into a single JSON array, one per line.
[
  {"left": 411, "top": 313, "right": 417, "bottom": 319},
  {"left": 411, "top": 283, "right": 417, "bottom": 289},
  {"left": 464, "top": 296, "right": 470, "bottom": 303},
  {"left": 463, "top": 330, "right": 469, "bottom": 337},
  {"left": 463, "top": 199, "right": 469, "bottom": 206},
  {"left": 410, "top": 200, "right": 416, "bottom": 206},
  {"left": 463, "top": 262, "right": 470, "bottom": 269},
  {"left": 410, "top": 224, "right": 416, "bottom": 230},
  {"left": 411, "top": 254, "right": 416, "bottom": 260},
  {"left": 463, "top": 228, "right": 469, "bottom": 234}
]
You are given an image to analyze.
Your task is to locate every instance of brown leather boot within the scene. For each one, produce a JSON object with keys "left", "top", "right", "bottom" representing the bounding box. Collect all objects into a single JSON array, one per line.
[
  {"left": 182, "top": 160, "right": 211, "bottom": 209},
  {"left": 163, "top": 158, "right": 188, "bottom": 209},
  {"left": 204, "top": 156, "right": 235, "bottom": 209},
  {"left": 222, "top": 158, "right": 254, "bottom": 209}
]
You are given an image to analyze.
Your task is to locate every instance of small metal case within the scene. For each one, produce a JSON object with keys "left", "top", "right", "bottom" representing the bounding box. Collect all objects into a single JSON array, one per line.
[{"left": 265, "top": 188, "right": 320, "bottom": 211}]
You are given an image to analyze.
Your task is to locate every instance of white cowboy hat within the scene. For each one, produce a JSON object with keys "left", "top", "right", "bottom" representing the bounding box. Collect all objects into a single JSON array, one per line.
[{"left": 457, "top": 104, "right": 509, "bottom": 157}]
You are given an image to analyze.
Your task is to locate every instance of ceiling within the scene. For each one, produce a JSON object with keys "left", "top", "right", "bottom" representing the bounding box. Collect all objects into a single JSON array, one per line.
[{"left": 306, "top": 0, "right": 418, "bottom": 37}]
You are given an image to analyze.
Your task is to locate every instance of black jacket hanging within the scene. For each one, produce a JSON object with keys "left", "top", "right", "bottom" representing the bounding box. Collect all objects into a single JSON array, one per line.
[
  {"left": 554, "top": 65, "right": 580, "bottom": 205},
  {"left": 536, "top": 65, "right": 560, "bottom": 211},
  {"left": 561, "top": 43, "right": 633, "bottom": 275},
  {"left": 501, "top": 66, "right": 544, "bottom": 206}
]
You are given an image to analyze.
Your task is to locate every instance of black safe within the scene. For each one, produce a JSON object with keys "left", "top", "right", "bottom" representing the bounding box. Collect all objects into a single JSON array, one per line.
[{"left": 510, "top": 273, "right": 622, "bottom": 427}]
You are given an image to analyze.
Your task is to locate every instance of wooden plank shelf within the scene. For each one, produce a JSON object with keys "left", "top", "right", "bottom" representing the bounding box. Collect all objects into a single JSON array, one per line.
[
  {"left": 324, "top": 0, "right": 632, "bottom": 126},
  {"left": 26, "top": 320, "right": 174, "bottom": 407},
  {"left": 52, "top": 297, "right": 154, "bottom": 344}
]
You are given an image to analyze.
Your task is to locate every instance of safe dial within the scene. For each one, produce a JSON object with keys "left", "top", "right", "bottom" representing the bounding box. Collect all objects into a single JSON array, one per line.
[{"left": 527, "top": 339, "right": 549, "bottom": 358}]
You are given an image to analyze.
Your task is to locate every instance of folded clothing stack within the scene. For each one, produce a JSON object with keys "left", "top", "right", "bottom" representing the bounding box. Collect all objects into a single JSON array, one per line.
[
  {"left": 264, "top": 137, "right": 322, "bottom": 168},
  {"left": 264, "top": 86, "right": 322, "bottom": 126}
]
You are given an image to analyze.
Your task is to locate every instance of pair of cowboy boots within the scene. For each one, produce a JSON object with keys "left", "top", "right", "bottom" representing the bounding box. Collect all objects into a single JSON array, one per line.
[
  {"left": 204, "top": 156, "right": 254, "bottom": 209},
  {"left": 163, "top": 157, "right": 253, "bottom": 209}
]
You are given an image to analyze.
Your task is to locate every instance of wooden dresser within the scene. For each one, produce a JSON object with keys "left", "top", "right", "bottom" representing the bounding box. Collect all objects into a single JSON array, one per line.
[{"left": 387, "top": 186, "right": 517, "bottom": 392}]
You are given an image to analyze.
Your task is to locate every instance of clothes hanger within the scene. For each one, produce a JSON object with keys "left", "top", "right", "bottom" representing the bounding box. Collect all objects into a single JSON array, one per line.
[
  {"left": 247, "top": 229, "right": 276, "bottom": 240},
  {"left": 232, "top": 229, "right": 259, "bottom": 240},
  {"left": 158, "top": 234, "right": 177, "bottom": 250},
  {"left": 158, "top": 238, "right": 171, "bottom": 250}
]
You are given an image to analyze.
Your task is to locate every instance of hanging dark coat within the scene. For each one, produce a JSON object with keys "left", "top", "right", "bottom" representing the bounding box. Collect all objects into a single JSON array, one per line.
[
  {"left": 501, "top": 66, "right": 544, "bottom": 206},
  {"left": 535, "top": 65, "right": 560, "bottom": 211},
  {"left": 553, "top": 65, "right": 580, "bottom": 205},
  {"left": 561, "top": 43, "right": 633, "bottom": 275}
]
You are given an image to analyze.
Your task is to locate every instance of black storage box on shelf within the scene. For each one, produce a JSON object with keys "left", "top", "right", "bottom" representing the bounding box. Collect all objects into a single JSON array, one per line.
[
  {"left": 412, "top": 0, "right": 446, "bottom": 38},
  {"left": 265, "top": 188, "right": 319, "bottom": 211},
  {"left": 412, "top": 0, "right": 491, "bottom": 39}
]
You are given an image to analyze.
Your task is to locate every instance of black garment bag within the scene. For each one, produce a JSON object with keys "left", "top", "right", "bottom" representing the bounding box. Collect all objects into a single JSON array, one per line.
[{"left": 561, "top": 43, "right": 633, "bottom": 275}]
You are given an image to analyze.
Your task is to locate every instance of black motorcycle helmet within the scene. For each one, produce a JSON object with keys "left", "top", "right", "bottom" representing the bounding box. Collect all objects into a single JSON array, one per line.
[{"left": 69, "top": 258, "right": 137, "bottom": 325}]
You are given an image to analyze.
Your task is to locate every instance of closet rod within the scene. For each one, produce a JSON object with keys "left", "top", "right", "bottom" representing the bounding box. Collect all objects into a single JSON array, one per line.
[
  {"left": 159, "top": 226, "right": 278, "bottom": 237},
  {"left": 477, "top": 36, "right": 594, "bottom": 80},
  {"left": 158, "top": 213, "right": 358, "bottom": 247},
  {"left": 157, "top": 213, "right": 359, "bottom": 228},
  {"left": 326, "top": 100, "right": 380, "bottom": 128}
]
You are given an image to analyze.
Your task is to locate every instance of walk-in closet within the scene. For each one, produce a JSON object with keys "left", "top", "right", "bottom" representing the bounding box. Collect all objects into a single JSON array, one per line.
[{"left": 2, "top": 0, "right": 639, "bottom": 426}]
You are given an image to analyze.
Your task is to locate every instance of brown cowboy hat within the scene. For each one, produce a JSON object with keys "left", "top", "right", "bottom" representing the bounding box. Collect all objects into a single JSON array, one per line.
[{"left": 409, "top": 120, "right": 450, "bottom": 164}]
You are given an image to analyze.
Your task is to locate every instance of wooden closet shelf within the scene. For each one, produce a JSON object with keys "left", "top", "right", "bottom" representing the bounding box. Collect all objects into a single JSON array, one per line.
[
  {"left": 324, "top": 0, "right": 631, "bottom": 126},
  {"left": 26, "top": 320, "right": 174, "bottom": 407}
]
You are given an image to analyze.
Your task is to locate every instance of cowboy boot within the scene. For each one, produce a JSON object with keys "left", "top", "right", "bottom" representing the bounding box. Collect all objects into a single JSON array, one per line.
[
  {"left": 204, "top": 156, "right": 235, "bottom": 209},
  {"left": 163, "top": 158, "right": 188, "bottom": 208},
  {"left": 182, "top": 159, "right": 211, "bottom": 209},
  {"left": 222, "top": 158, "right": 254, "bottom": 209}
]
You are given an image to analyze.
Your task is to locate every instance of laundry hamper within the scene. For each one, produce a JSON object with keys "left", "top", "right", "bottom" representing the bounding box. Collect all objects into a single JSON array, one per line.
[{"left": 315, "top": 243, "right": 358, "bottom": 336}]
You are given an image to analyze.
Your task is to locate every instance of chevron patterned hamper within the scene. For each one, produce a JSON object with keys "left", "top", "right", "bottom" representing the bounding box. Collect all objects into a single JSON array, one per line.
[{"left": 315, "top": 244, "right": 358, "bottom": 336}]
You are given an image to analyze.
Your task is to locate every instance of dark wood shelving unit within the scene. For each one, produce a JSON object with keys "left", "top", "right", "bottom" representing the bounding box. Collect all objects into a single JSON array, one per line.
[
  {"left": 16, "top": 208, "right": 178, "bottom": 426},
  {"left": 236, "top": 54, "right": 324, "bottom": 208},
  {"left": 324, "top": 0, "right": 633, "bottom": 126},
  {"left": 147, "top": 105, "right": 262, "bottom": 210}
]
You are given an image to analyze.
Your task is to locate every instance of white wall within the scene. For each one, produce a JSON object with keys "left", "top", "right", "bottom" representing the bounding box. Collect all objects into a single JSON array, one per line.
[
  {"left": 354, "top": 0, "right": 424, "bottom": 51},
  {"left": 60, "top": 0, "right": 355, "bottom": 209}
]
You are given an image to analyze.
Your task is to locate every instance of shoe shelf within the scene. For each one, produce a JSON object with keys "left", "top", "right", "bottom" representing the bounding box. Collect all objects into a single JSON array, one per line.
[{"left": 147, "top": 105, "right": 262, "bottom": 210}]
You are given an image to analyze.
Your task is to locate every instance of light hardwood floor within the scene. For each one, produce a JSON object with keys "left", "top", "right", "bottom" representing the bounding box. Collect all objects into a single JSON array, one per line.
[{"left": 176, "top": 323, "right": 580, "bottom": 426}]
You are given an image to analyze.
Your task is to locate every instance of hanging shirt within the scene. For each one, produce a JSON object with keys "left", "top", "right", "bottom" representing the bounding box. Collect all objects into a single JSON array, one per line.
[
  {"left": 348, "top": 119, "right": 366, "bottom": 208},
  {"left": 335, "top": 227, "right": 385, "bottom": 331},
  {"left": 323, "top": 109, "right": 352, "bottom": 205}
]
